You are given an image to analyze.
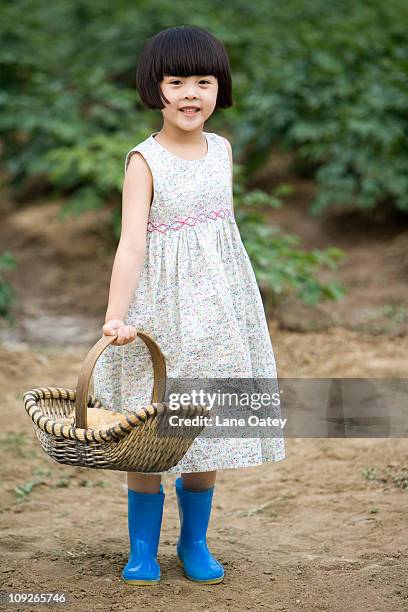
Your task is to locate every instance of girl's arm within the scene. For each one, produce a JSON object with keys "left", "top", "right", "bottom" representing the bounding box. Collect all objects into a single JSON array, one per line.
[{"left": 104, "top": 152, "right": 153, "bottom": 325}]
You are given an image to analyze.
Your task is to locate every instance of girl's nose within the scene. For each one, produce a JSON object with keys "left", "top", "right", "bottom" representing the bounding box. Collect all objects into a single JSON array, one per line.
[{"left": 183, "top": 87, "right": 199, "bottom": 98}]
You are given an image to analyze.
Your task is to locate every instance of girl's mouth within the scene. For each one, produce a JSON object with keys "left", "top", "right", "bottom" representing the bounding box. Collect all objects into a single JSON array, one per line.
[{"left": 180, "top": 108, "right": 200, "bottom": 115}]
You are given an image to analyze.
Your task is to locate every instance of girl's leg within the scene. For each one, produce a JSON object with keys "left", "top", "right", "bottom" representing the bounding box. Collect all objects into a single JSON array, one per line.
[
  {"left": 127, "top": 471, "right": 162, "bottom": 493},
  {"left": 181, "top": 470, "right": 216, "bottom": 490}
]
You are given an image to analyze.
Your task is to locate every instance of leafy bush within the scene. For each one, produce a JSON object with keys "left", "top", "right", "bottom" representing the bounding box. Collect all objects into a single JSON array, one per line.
[
  {"left": 0, "top": 251, "right": 18, "bottom": 322},
  {"left": 1, "top": 0, "right": 408, "bottom": 217},
  {"left": 230, "top": 0, "right": 408, "bottom": 214},
  {"left": 233, "top": 165, "right": 345, "bottom": 309},
  {"left": 9, "top": 1, "right": 408, "bottom": 314}
]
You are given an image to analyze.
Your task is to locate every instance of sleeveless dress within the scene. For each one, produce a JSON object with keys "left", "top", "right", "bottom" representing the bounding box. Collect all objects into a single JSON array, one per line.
[{"left": 93, "top": 131, "right": 286, "bottom": 473}]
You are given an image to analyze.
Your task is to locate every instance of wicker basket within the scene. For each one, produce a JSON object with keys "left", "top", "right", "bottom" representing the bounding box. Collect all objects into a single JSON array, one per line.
[{"left": 23, "top": 331, "right": 210, "bottom": 473}]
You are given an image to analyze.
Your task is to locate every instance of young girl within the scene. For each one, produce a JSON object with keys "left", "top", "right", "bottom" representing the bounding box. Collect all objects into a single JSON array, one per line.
[{"left": 93, "top": 25, "right": 285, "bottom": 586}]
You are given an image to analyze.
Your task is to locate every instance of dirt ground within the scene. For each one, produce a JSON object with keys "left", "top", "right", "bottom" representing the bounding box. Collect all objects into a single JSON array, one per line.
[{"left": 0, "top": 167, "right": 407, "bottom": 611}]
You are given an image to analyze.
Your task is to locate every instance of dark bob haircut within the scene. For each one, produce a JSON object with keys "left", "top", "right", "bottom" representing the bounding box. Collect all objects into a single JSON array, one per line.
[{"left": 136, "top": 25, "right": 233, "bottom": 110}]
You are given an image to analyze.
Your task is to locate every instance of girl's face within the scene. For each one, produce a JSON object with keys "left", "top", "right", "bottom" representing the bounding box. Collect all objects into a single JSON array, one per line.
[{"left": 159, "top": 74, "right": 218, "bottom": 131}]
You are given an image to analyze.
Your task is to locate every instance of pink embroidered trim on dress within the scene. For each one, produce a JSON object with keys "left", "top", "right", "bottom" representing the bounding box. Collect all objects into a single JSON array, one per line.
[{"left": 147, "top": 207, "right": 234, "bottom": 234}]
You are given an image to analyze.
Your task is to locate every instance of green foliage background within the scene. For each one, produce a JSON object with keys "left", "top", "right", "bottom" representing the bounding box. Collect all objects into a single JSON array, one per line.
[
  {"left": 2, "top": 0, "right": 408, "bottom": 214},
  {"left": 2, "top": 0, "right": 406, "bottom": 314}
]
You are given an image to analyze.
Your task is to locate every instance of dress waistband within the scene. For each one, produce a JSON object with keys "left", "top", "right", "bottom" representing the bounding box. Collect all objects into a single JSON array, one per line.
[{"left": 147, "top": 207, "right": 234, "bottom": 234}]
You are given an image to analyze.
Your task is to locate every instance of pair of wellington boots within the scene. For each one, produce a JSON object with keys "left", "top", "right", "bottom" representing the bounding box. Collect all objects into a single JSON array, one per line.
[{"left": 122, "top": 477, "right": 224, "bottom": 585}]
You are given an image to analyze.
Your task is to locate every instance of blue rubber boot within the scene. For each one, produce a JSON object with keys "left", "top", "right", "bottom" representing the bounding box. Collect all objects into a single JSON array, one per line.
[
  {"left": 175, "top": 477, "right": 224, "bottom": 584},
  {"left": 122, "top": 484, "right": 165, "bottom": 585}
]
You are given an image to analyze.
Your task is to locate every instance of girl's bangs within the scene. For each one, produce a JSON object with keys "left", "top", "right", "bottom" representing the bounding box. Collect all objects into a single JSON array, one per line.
[{"left": 157, "top": 43, "right": 221, "bottom": 80}]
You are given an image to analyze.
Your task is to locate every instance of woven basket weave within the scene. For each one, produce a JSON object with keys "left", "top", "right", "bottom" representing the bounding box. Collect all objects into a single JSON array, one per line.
[{"left": 23, "top": 331, "right": 210, "bottom": 473}]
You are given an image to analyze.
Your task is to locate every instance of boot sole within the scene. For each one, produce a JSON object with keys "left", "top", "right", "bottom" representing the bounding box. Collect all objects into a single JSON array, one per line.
[
  {"left": 177, "top": 555, "right": 224, "bottom": 584},
  {"left": 122, "top": 577, "right": 160, "bottom": 585}
]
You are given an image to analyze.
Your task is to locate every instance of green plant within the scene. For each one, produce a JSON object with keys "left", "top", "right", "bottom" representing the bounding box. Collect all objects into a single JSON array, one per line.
[
  {"left": 14, "top": 478, "right": 45, "bottom": 501},
  {"left": 362, "top": 465, "right": 408, "bottom": 491},
  {"left": 234, "top": 164, "right": 345, "bottom": 308},
  {"left": 2, "top": 0, "right": 408, "bottom": 223},
  {"left": 232, "top": 1, "right": 408, "bottom": 216},
  {"left": 362, "top": 467, "right": 378, "bottom": 481},
  {"left": 0, "top": 251, "right": 18, "bottom": 322}
]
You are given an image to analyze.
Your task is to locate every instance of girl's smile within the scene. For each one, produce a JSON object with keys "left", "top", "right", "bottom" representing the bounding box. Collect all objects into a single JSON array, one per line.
[{"left": 180, "top": 106, "right": 201, "bottom": 116}]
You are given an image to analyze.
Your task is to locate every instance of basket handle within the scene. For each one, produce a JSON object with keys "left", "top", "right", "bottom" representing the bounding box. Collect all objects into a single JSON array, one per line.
[{"left": 75, "top": 331, "right": 167, "bottom": 429}]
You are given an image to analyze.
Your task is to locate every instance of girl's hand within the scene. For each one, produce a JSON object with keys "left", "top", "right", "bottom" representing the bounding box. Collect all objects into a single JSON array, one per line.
[{"left": 103, "top": 318, "right": 137, "bottom": 346}]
